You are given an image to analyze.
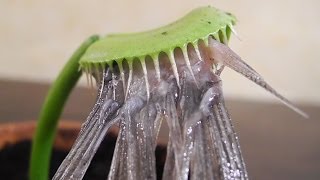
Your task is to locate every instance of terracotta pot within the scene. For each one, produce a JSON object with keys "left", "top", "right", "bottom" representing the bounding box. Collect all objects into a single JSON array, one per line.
[
  {"left": 0, "top": 121, "right": 166, "bottom": 179},
  {"left": 0, "top": 121, "right": 83, "bottom": 150}
]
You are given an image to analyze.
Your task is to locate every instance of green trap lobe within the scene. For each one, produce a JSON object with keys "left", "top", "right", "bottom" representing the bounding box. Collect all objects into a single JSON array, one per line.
[{"left": 79, "top": 6, "right": 236, "bottom": 68}]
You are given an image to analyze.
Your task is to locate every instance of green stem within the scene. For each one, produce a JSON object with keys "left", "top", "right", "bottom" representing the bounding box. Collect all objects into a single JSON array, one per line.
[{"left": 29, "top": 35, "right": 99, "bottom": 180}]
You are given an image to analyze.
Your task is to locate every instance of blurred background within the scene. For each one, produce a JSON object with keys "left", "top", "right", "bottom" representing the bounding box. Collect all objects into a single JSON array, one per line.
[{"left": 0, "top": 0, "right": 319, "bottom": 179}]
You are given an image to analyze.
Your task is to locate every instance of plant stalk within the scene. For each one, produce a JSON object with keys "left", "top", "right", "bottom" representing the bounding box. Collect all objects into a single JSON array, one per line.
[{"left": 29, "top": 35, "right": 99, "bottom": 180}]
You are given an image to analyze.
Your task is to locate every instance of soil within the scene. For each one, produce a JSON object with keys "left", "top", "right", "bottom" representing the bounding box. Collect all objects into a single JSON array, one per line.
[{"left": 0, "top": 133, "right": 166, "bottom": 180}]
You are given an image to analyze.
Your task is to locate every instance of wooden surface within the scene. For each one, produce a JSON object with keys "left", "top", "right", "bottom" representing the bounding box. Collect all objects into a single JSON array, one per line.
[{"left": 0, "top": 79, "right": 319, "bottom": 179}]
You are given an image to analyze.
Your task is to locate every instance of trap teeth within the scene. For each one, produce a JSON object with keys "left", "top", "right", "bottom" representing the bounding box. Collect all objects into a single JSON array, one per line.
[
  {"left": 229, "top": 24, "right": 241, "bottom": 41},
  {"left": 84, "top": 65, "right": 90, "bottom": 87},
  {"left": 167, "top": 50, "right": 181, "bottom": 88},
  {"left": 193, "top": 43, "right": 203, "bottom": 62},
  {"left": 213, "top": 33, "right": 220, "bottom": 42},
  {"left": 219, "top": 28, "right": 228, "bottom": 44},
  {"left": 140, "top": 58, "right": 150, "bottom": 100},
  {"left": 88, "top": 63, "right": 94, "bottom": 89},
  {"left": 182, "top": 45, "right": 198, "bottom": 87},
  {"left": 93, "top": 64, "right": 101, "bottom": 86},
  {"left": 116, "top": 59, "right": 126, "bottom": 97},
  {"left": 203, "top": 37, "right": 209, "bottom": 46},
  {"left": 125, "top": 60, "right": 133, "bottom": 100},
  {"left": 152, "top": 54, "right": 161, "bottom": 81}
]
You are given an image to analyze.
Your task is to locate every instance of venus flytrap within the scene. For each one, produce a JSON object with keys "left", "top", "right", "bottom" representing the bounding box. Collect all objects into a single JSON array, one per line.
[{"left": 30, "top": 6, "right": 307, "bottom": 180}]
